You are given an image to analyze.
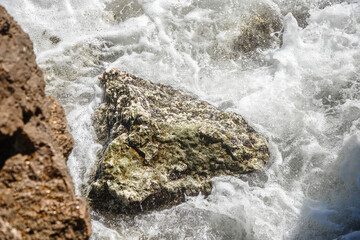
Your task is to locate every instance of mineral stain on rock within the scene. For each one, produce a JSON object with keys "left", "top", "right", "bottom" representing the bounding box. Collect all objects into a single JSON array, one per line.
[{"left": 89, "top": 69, "right": 270, "bottom": 214}]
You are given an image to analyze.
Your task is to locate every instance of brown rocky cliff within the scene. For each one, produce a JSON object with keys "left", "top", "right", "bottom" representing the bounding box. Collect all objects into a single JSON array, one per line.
[{"left": 0, "top": 6, "right": 92, "bottom": 239}]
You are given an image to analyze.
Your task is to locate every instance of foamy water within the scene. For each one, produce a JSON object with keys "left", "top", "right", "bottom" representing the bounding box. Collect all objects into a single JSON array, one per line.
[{"left": 2, "top": 0, "right": 360, "bottom": 239}]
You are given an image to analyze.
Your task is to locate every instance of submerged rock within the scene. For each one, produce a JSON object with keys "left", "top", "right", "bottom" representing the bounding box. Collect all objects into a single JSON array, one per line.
[
  {"left": 0, "top": 6, "right": 91, "bottom": 239},
  {"left": 89, "top": 69, "right": 270, "bottom": 214},
  {"left": 233, "top": 8, "right": 283, "bottom": 54}
]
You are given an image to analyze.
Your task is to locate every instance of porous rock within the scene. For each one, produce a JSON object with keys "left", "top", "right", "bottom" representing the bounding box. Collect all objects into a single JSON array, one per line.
[
  {"left": 0, "top": 6, "right": 91, "bottom": 239},
  {"left": 89, "top": 69, "right": 270, "bottom": 214},
  {"left": 234, "top": 7, "right": 283, "bottom": 54}
]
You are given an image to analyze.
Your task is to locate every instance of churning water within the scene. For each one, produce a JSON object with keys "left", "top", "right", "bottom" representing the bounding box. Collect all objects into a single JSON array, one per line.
[{"left": 2, "top": 0, "right": 360, "bottom": 239}]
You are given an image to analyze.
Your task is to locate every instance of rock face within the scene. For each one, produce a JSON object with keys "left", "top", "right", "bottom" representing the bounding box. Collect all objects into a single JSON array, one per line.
[
  {"left": 0, "top": 6, "right": 91, "bottom": 239},
  {"left": 89, "top": 69, "right": 270, "bottom": 214},
  {"left": 234, "top": 9, "right": 282, "bottom": 54}
]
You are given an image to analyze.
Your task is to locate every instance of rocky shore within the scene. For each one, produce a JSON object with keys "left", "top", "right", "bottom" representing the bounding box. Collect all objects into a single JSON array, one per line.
[
  {"left": 0, "top": 6, "right": 91, "bottom": 239},
  {"left": 89, "top": 69, "right": 270, "bottom": 214}
]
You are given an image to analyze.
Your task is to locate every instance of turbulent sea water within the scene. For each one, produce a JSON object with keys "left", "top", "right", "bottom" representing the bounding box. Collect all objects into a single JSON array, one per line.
[{"left": 2, "top": 0, "right": 360, "bottom": 239}]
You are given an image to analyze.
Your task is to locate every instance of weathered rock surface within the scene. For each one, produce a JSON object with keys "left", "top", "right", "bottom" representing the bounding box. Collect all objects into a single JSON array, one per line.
[
  {"left": 89, "top": 69, "right": 270, "bottom": 214},
  {"left": 0, "top": 6, "right": 91, "bottom": 239},
  {"left": 234, "top": 8, "right": 283, "bottom": 54}
]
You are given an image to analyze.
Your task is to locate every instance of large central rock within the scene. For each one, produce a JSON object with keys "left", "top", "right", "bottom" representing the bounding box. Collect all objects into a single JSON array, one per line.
[{"left": 89, "top": 69, "right": 269, "bottom": 214}]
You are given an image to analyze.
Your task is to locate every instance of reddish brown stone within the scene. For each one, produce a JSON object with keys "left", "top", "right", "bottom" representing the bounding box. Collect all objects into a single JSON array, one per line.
[{"left": 0, "top": 6, "right": 91, "bottom": 239}]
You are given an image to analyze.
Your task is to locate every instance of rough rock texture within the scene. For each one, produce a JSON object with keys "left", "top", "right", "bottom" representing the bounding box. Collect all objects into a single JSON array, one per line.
[
  {"left": 0, "top": 6, "right": 91, "bottom": 239},
  {"left": 89, "top": 69, "right": 270, "bottom": 214},
  {"left": 234, "top": 8, "right": 282, "bottom": 54}
]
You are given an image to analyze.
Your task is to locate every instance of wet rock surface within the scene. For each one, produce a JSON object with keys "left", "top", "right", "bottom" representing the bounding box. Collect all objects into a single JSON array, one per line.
[
  {"left": 0, "top": 6, "right": 91, "bottom": 239},
  {"left": 233, "top": 8, "right": 283, "bottom": 54},
  {"left": 89, "top": 69, "right": 270, "bottom": 214}
]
